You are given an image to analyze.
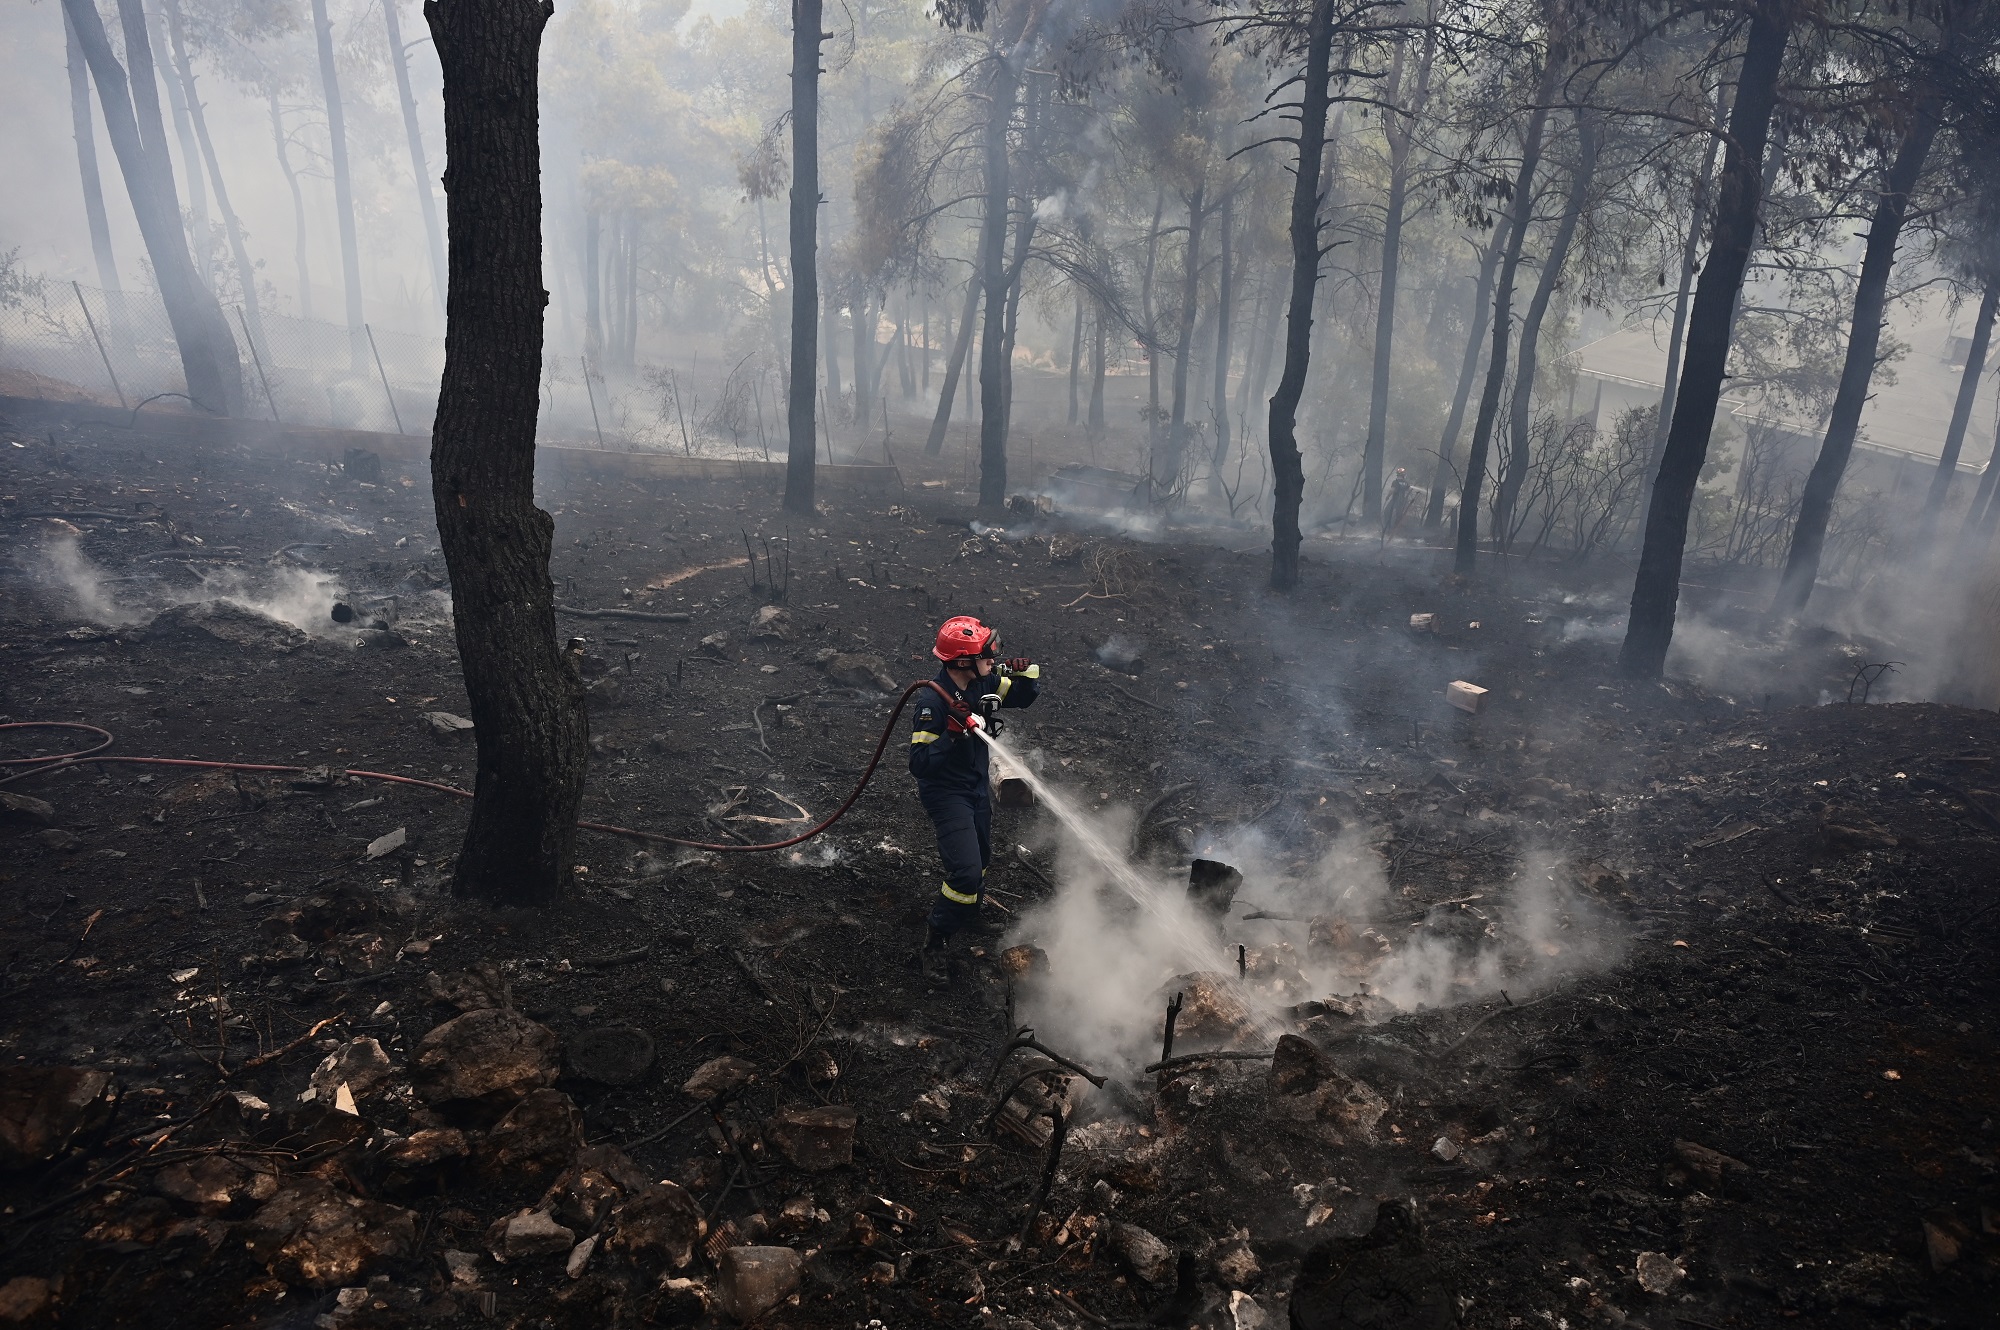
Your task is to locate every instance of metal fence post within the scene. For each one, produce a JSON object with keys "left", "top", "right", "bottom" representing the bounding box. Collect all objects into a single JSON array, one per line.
[
  {"left": 581, "top": 355, "right": 605, "bottom": 448},
  {"left": 236, "top": 305, "right": 282, "bottom": 423},
  {"left": 364, "top": 323, "right": 406, "bottom": 435},
  {"left": 71, "top": 280, "right": 126, "bottom": 410}
]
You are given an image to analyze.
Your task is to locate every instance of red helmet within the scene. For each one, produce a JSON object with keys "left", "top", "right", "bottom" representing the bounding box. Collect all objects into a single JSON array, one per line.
[{"left": 932, "top": 615, "right": 997, "bottom": 664}]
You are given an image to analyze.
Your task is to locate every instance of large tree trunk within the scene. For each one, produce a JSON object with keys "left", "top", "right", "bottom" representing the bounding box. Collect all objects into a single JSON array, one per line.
[
  {"left": 1496, "top": 110, "right": 1598, "bottom": 545},
  {"left": 1139, "top": 188, "right": 1166, "bottom": 463},
  {"left": 1067, "top": 292, "right": 1083, "bottom": 424},
  {"left": 897, "top": 297, "right": 916, "bottom": 399},
  {"left": 974, "top": 0, "right": 1049, "bottom": 507},
  {"left": 64, "top": 6, "right": 122, "bottom": 299},
  {"left": 1918, "top": 281, "right": 1996, "bottom": 542},
  {"left": 424, "top": 0, "right": 587, "bottom": 907},
  {"left": 1645, "top": 85, "right": 1729, "bottom": 500},
  {"left": 147, "top": 0, "right": 209, "bottom": 292},
  {"left": 925, "top": 277, "right": 980, "bottom": 455},
  {"left": 384, "top": 0, "right": 448, "bottom": 314},
  {"left": 1267, "top": 0, "right": 1337, "bottom": 592},
  {"left": 1207, "top": 194, "right": 1235, "bottom": 497},
  {"left": 785, "top": 0, "right": 822, "bottom": 512},
  {"left": 1088, "top": 297, "right": 1107, "bottom": 434},
  {"left": 1620, "top": 1, "right": 1792, "bottom": 677},
  {"left": 1425, "top": 223, "right": 1507, "bottom": 528},
  {"left": 1955, "top": 417, "right": 2000, "bottom": 555},
  {"left": 852, "top": 282, "right": 876, "bottom": 433},
  {"left": 1162, "top": 182, "right": 1205, "bottom": 490},
  {"left": 64, "top": 0, "right": 240, "bottom": 415},
  {"left": 1453, "top": 52, "right": 1560, "bottom": 576},
  {"left": 1772, "top": 99, "right": 1941, "bottom": 618},
  {"left": 621, "top": 217, "right": 639, "bottom": 367},
  {"left": 1362, "top": 27, "right": 1433, "bottom": 523},
  {"left": 267, "top": 90, "right": 313, "bottom": 321},
  {"left": 821, "top": 289, "right": 843, "bottom": 420},
  {"left": 162, "top": 0, "right": 268, "bottom": 359},
  {"left": 310, "top": 0, "right": 367, "bottom": 371},
  {"left": 999, "top": 210, "right": 1038, "bottom": 443}
]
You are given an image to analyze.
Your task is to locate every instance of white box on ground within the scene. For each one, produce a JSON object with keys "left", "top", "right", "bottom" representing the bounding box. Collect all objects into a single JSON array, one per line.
[
  {"left": 1408, "top": 613, "right": 1436, "bottom": 633},
  {"left": 1446, "top": 681, "right": 1489, "bottom": 714}
]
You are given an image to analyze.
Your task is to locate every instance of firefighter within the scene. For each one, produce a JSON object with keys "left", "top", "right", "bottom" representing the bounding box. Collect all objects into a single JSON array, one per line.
[{"left": 909, "top": 615, "right": 1042, "bottom": 981}]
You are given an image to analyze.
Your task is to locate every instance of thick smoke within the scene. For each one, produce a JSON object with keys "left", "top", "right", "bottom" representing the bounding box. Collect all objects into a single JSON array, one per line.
[{"left": 20, "top": 530, "right": 348, "bottom": 636}]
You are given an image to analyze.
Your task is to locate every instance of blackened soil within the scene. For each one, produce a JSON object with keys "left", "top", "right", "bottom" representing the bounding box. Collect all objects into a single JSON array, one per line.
[{"left": 0, "top": 406, "right": 1994, "bottom": 1329}]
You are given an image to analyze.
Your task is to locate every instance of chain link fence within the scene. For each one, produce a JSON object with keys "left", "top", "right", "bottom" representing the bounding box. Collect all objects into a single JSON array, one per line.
[{"left": 0, "top": 280, "right": 441, "bottom": 436}]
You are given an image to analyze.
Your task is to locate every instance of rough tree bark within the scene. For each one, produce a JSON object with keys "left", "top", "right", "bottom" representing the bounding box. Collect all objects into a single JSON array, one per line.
[
  {"left": 1918, "top": 281, "right": 1996, "bottom": 545},
  {"left": 63, "top": 0, "right": 240, "bottom": 415},
  {"left": 63, "top": 6, "right": 123, "bottom": 299},
  {"left": 147, "top": 0, "right": 209, "bottom": 292},
  {"left": 1772, "top": 97, "right": 1941, "bottom": 618},
  {"left": 785, "top": 0, "right": 824, "bottom": 512},
  {"left": 1067, "top": 292, "right": 1083, "bottom": 424},
  {"left": 1646, "top": 84, "right": 1729, "bottom": 501},
  {"left": 975, "top": 0, "right": 1050, "bottom": 507},
  {"left": 162, "top": 0, "right": 268, "bottom": 359},
  {"left": 1163, "top": 182, "right": 1206, "bottom": 489},
  {"left": 1620, "top": 1, "right": 1792, "bottom": 677},
  {"left": 1267, "top": 0, "right": 1338, "bottom": 592},
  {"left": 424, "top": 0, "right": 588, "bottom": 907},
  {"left": 1496, "top": 110, "right": 1598, "bottom": 544},
  {"left": 1362, "top": 25, "right": 1434, "bottom": 522},
  {"left": 310, "top": 0, "right": 367, "bottom": 370},
  {"left": 1207, "top": 193, "right": 1235, "bottom": 497},
  {"left": 384, "top": 0, "right": 449, "bottom": 314},
  {"left": 1453, "top": 52, "right": 1560, "bottom": 576},
  {"left": 925, "top": 276, "right": 980, "bottom": 455},
  {"left": 1425, "top": 224, "right": 1507, "bottom": 529}
]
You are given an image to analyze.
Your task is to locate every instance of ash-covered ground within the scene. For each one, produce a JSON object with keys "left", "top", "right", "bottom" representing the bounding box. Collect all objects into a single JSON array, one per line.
[{"left": 1, "top": 405, "right": 1995, "bottom": 1329}]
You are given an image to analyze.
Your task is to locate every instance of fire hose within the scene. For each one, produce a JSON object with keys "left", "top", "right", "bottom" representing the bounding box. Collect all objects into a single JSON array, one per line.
[{"left": 0, "top": 679, "right": 983, "bottom": 854}]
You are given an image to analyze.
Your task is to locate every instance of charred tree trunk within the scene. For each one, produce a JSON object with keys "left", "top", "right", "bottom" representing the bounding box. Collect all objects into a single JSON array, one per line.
[
  {"left": 64, "top": 0, "right": 240, "bottom": 415},
  {"left": 926, "top": 276, "right": 980, "bottom": 455},
  {"left": 1496, "top": 110, "right": 1598, "bottom": 545},
  {"left": 1139, "top": 188, "right": 1166, "bottom": 463},
  {"left": 1425, "top": 224, "right": 1507, "bottom": 529},
  {"left": 621, "top": 217, "right": 639, "bottom": 368},
  {"left": 853, "top": 281, "right": 876, "bottom": 433},
  {"left": 1620, "top": 1, "right": 1792, "bottom": 677},
  {"left": 1453, "top": 53, "right": 1560, "bottom": 576},
  {"left": 1772, "top": 99, "right": 1941, "bottom": 618},
  {"left": 1923, "top": 281, "right": 1999, "bottom": 542},
  {"left": 1267, "top": 0, "right": 1337, "bottom": 592},
  {"left": 1362, "top": 28, "right": 1432, "bottom": 523},
  {"left": 148, "top": 0, "right": 208, "bottom": 292},
  {"left": 424, "top": 0, "right": 588, "bottom": 907},
  {"left": 384, "top": 0, "right": 448, "bottom": 314},
  {"left": 1956, "top": 418, "right": 2000, "bottom": 555},
  {"left": 897, "top": 298, "right": 916, "bottom": 399},
  {"left": 821, "top": 291, "right": 844, "bottom": 421},
  {"left": 1163, "top": 182, "right": 1205, "bottom": 490},
  {"left": 310, "top": 0, "right": 367, "bottom": 370},
  {"left": 975, "top": 2, "right": 1048, "bottom": 507},
  {"left": 64, "top": 5, "right": 122, "bottom": 298},
  {"left": 162, "top": 0, "right": 267, "bottom": 358},
  {"left": 785, "top": 0, "right": 823, "bottom": 511},
  {"left": 1207, "top": 194, "right": 1235, "bottom": 497},
  {"left": 1088, "top": 298, "right": 1107, "bottom": 434},
  {"left": 267, "top": 90, "right": 313, "bottom": 322},
  {"left": 1646, "top": 84, "right": 1729, "bottom": 498},
  {"left": 1067, "top": 292, "right": 1083, "bottom": 424}
]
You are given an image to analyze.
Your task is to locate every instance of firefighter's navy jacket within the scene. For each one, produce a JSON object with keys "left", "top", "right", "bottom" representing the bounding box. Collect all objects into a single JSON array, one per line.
[{"left": 908, "top": 664, "right": 1041, "bottom": 794}]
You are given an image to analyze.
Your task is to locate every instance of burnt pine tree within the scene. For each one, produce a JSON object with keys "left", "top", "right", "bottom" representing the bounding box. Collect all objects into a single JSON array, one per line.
[
  {"left": 425, "top": 0, "right": 590, "bottom": 907},
  {"left": 1425, "top": 221, "right": 1509, "bottom": 528},
  {"left": 1770, "top": 94, "right": 1942, "bottom": 618},
  {"left": 1266, "top": 0, "right": 1340, "bottom": 592},
  {"left": 1620, "top": 0, "right": 1793, "bottom": 677},
  {"left": 785, "top": 0, "right": 826, "bottom": 514},
  {"left": 311, "top": 0, "right": 368, "bottom": 371},
  {"left": 1918, "top": 279, "right": 1997, "bottom": 543},
  {"left": 1455, "top": 50, "right": 1562, "bottom": 576},
  {"left": 61, "top": 0, "right": 240, "bottom": 416}
]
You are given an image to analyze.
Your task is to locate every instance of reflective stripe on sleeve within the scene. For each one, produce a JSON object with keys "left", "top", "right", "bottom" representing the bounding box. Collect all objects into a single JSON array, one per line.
[
  {"left": 938, "top": 881, "right": 980, "bottom": 905},
  {"left": 911, "top": 730, "right": 941, "bottom": 744}
]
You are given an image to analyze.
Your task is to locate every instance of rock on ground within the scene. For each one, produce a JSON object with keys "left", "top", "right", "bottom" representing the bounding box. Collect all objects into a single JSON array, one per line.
[
  {"left": 1109, "top": 1222, "right": 1175, "bottom": 1285},
  {"left": 485, "top": 1209, "right": 577, "bottom": 1263},
  {"left": 607, "top": 1181, "right": 705, "bottom": 1272},
  {"left": 1267, "top": 1034, "right": 1388, "bottom": 1145},
  {"left": 144, "top": 601, "right": 308, "bottom": 652},
  {"left": 763, "top": 1105, "right": 857, "bottom": 1172},
  {"left": 242, "top": 1178, "right": 417, "bottom": 1288},
  {"left": 412, "top": 1008, "right": 560, "bottom": 1108},
  {"left": 0, "top": 1068, "right": 115, "bottom": 1169},
  {"left": 715, "top": 1246, "right": 804, "bottom": 1322},
  {"left": 482, "top": 1088, "right": 585, "bottom": 1185}
]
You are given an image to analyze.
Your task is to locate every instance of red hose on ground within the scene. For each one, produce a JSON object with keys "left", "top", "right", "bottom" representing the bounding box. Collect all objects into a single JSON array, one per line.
[{"left": 0, "top": 680, "right": 965, "bottom": 853}]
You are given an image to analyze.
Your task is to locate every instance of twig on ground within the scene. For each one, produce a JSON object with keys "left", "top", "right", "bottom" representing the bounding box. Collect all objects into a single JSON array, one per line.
[{"left": 554, "top": 605, "right": 692, "bottom": 622}]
